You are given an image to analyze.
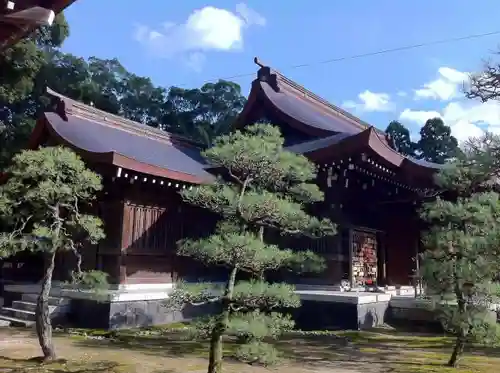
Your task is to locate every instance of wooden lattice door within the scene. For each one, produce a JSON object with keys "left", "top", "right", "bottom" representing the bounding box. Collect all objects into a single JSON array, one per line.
[{"left": 350, "top": 229, "right": 378, "bottom": 287}]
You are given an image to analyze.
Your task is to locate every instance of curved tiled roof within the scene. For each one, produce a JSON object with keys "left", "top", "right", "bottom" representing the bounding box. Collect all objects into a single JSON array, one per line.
[
  {"left": 236, "top": 57, "right": 443, "bottom": 175},
  {"left": 260, "top": 82, "right": 361, "bottom": 135},
  {"left": 0, "top": 0, "right": 76, "bottom": 49},
  {"left": 29, "top": 89, "right": 213, "bottom": 184},
  {"left": 43, "top": 112, "right": 213, "bottom": 182}
]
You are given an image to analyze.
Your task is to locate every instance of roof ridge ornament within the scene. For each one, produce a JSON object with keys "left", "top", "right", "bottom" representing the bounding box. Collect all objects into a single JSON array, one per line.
[
  {"left": 45, "top": 87, "right": 201, "bottom": 148},
  {"left": 253, "top": 56, "right": 371, "bottom": 131}
]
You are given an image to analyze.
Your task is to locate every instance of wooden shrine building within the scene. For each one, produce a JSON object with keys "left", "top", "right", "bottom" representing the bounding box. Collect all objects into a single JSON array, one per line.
[
  {"left": 0, "top": 59, "right": 442, "bottom": 329},
  {"left": 237, "top": 58, "right": 441, "bottom": 287},
  {"left": 0, "top": 0, "right": 76, "bottom": 49}
]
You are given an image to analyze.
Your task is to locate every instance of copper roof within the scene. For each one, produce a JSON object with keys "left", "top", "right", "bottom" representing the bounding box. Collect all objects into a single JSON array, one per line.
[
  {"left": 28, "top": 88, "right": 214, "bottom": 184},
  {"left": 235, "top": 57, "right": 377, "bottom": 137},
  {"left": 237, "top": 57, "right": 443, "bottom": 179},
  {"left": 0, "top": 0, "right": 76, "bottom": 49}
]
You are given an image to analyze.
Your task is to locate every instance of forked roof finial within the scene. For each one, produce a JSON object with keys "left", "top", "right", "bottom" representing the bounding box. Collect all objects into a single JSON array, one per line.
[{"left": 254, "top": 57, "right": 266, "bottom": 67}]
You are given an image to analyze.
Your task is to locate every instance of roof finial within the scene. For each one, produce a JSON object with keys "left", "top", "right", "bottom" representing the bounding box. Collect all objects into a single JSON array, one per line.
[{"left": 254, "top": 57, "right": 265, "bottom": 67}]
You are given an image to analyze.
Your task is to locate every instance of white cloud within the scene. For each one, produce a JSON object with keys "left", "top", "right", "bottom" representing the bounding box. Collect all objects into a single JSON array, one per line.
[
  {"left": 342, "top": 90, "right": 394, "bottom": 112},
  {"left": 397, "top": 91, "right": 407, "bottom": 97},
  {"left": 235, "top": 3, "right": 266, "bottom": 26},
  {"left": 399, "top": 108, "right": 441, "bottom": 124},
  {"left": 133, "top": 3, "right": 265, "bottom": 70},
  {"left": 399, "top": 100, "right": 500, "bottom": 142},
  {"left": 414, "top": 67, "right": 468, "bottom": 101}
]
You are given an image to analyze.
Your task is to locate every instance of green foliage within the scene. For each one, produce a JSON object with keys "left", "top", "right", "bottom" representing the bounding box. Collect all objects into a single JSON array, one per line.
[
  {"left": 420, "top": 132, "right": 500, "bottom": 367},
  {"left": 385, "top": 118, "right": 461, "bottom": 163},
  {"left": 0, "top": 14, "right": 246, "bottom": 169},
  {"left": 0, "top": 146, "right": 105, "bottom": 269},
  {"left": 168, "top": 123, "right": 334, "bottom": 370},
  {"left": 233, "top": 341, "right": 280, "bottom": 366},
  {"left": 0, "top": 146, "right": 108, "bottom": 359},
  {"left": 69, "top": 270, "right": 109, "bottom": 291},
  {"left": 417, "top": 118, "right": 460, "bottom": 164},
  {"left": 179, "top": 232, "right": 290, "bottom": 273},
  {"left": 0, "top": 14, "right": 69, "bottom": 169},
  {"left": 163, "top": 81, "right": 247, "bottom": 145},
  {"left": 385, "top": 120, "right": 415, "bottom": 156},
  {"left": 231, "top": 281, "right": 301, "bottom": 310},
  {"left": 228, "top": 311, "right": 295, "bottom": 342},
  {"left": 284, "top": 250, "right": 327, "bottom": 273},
  {"left": 165, "top": 281, "right": 222, "bottom": 309}
]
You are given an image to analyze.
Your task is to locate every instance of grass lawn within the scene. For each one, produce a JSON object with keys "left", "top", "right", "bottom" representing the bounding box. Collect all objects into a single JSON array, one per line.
[{"left": 0, "top": 326, "right": 500, "bottom": 373}]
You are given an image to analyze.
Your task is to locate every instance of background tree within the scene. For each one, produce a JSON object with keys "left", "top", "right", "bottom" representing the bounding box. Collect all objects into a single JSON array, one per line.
[
  {"left": 466, "top": 50, "right": 500, "bottom": 103},
  {"left": 417, "top": 117, "right": 460, "bottom": 163},
  {"left": 0, "top": 43, "right": 247, "bottom": 168},
  {"left": 0, "top": 13, "right": 69, "bottom": 169},
  {"left": 385, "top": 120, "right": 415, "bottom": 156},
  {"left": 420, "top": 133, "right": 500, "bottom": 367},
  {"left": 0, "top": 9, "right": 248, "bottom": 169},
  {"left": 167, "top": 123, "right": 334, "bottom": 373},
  {"left": 162, "top": 80, "right": 246, "bottom": 146},
  {"left": 0, "top": 147, "right": 107, "bottom": 361}
]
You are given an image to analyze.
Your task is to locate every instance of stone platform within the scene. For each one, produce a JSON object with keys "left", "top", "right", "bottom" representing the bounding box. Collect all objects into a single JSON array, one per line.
[
  {"left": 2, "top": 282, "right": 426, "bottom": 330},
  {"left": 293, "top": 285, "right": 421, "bottom": 330}
]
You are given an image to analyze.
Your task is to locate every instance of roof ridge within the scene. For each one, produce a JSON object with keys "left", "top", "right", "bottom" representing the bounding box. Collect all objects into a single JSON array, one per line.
[
  {"left": 253, "top": 57, "right": 377, "bottom": 132},
  {"left": 46, "top": 87, "right": 202, "bottom": 148}
]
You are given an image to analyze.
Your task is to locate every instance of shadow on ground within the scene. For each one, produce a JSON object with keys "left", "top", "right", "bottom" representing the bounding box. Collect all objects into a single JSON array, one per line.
[
  {"left": 0, "top": 356, "right": 125, "bottom": 373},
  {"left": 68, "top": 327, "right": 500, "bottom": 372}
]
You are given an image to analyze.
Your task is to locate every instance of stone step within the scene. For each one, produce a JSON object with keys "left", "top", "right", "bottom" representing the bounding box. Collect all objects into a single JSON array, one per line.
[
  {"left": 21, "top": 293, "right": 67, "bottom": 306},
  {"left": 0, "top": 307, "right": 36, "bottom": 321},
  {"left": 11, "top": 301, "right": 57, "bottom": 313},
  {"left": 0, "top": 319, "right": 10, "bottom": 327},
  {"left": 0, "top": 314, "right": 34, "bottom": 327}
]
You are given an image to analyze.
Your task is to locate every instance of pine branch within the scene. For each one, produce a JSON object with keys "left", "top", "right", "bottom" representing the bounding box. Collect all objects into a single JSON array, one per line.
[
  {"left": 178, "top": 233, "right": 295, "bottom": 275},
  {"left": 164, "top": 282, "right": 224, "bottom": 311},
  {"left": 231, "top": 281, "right": 300, "bottom": 310}
]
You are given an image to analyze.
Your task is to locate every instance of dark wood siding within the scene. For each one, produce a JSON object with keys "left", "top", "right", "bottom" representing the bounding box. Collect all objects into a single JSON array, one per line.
[{"left": 122, "top": 203, "right": 184, "bottom": 255}]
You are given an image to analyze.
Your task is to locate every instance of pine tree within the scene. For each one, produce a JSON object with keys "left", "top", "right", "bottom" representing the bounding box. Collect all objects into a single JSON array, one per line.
[
  {"left": 420, "top": 133, "right": 500, "bottom": 368},
  {"left": 167, "top": 123, "right": 335, "bottom": 373},
  {"left": 0, "top": 147, "right": 107, "bottom": 361}
]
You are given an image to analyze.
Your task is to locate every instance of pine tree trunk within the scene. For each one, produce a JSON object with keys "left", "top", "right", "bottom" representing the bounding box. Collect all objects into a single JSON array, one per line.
[
  {"left": 448, "top": 265, "right": 467, "bottom": 368},
  {"left": 448, "top": 336, "right": 465, "bottom": 367},
  {"left": 207, "top": 267, "right": 237, "bottom": 373},
  {"left": 35, "top": 251, "right": 57, "bottom": 361},
  {"left": 257, "top": 226, "right": 265, "bottom": 280}
]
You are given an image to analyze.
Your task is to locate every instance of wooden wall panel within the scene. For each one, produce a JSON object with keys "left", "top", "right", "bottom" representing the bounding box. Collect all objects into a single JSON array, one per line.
[
  {"left": 124, "top": 255, "right": 175, "bottom": 284},
  {"left": 383, "top": 212, "right": 419, "bottom": 286},
  {"left": 98, "top": 200, "right": 124, "bottom": 255},
  {"left": 122, "top": 203, "right": 183, "bottom": 255}
]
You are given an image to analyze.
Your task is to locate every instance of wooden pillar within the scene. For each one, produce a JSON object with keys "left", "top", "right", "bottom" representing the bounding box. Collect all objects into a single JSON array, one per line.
[
  {"left": 119, "top": 255, "right": 127, "bottom": 284},
  {"left": 119, "top": 201, "right": 131, "bottom": 284},
  {"left": 348, "top": 228, "right": 354, "bottom": 286},
  {"left": 95, "top": 197, "right": 126, "bottom": 285}
]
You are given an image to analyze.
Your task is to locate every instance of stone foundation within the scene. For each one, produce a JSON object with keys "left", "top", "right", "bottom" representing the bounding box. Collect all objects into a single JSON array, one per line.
[
  {"left": 292, "top": 300, "right": 389, "bottom": 330},
  {"left": 1, "top": 283, "right": 446, "bottom": 331},
  {"left": 68, "top": 298, "right": 215, "bottom": 329}
]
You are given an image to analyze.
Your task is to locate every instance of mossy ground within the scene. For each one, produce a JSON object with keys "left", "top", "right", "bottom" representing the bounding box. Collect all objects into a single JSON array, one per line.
[{"left": 1, "top": 326, "right": 499, "bottom": 372}]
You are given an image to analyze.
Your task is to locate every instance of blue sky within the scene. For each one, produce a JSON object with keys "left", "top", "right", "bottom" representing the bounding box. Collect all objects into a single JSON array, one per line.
[{"left": 62, "top": 0, "right": 500, "bottom": 141}]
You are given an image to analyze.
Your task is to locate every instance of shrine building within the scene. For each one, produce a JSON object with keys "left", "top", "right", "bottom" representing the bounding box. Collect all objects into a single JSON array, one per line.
[
  {"left": 0, "top": 58, "right": 441, "bottom": 330},
  {"left": 0, "top": 0, "right": 76, "bottom": 49}
]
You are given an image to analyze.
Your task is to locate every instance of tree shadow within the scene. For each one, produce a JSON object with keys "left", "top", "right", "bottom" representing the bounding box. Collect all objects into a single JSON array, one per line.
[
  {"left": 51, "top": 328, "right": 500, "bottom": 372},
  {"left": 270, "top": 329, "right": 500, "bottom": 372},
  {"left": 73, "top": 333, "right": 210, "bottom": 358},
  {"left": 0, "top": 355, "right": 124, "bottom": 372}
]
